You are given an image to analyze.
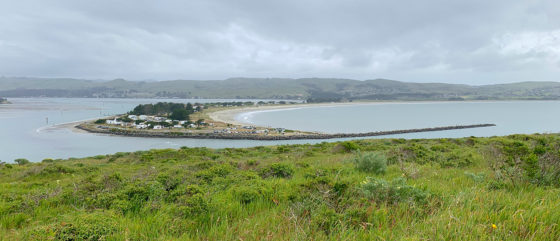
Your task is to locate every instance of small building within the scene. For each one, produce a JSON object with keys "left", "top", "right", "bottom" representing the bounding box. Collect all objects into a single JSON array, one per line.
[
  {"left": 106, "top": 118, "right": 122, "bottom": 125},
  {"left": 153, "top": 125, "right": 163, "bottom": 130},
  {"left": 136, "top": 123, "right": 148, "bottom": 129},
  {"left": 128, "top": 115, "right": 138, "bottom": 120},
  {"left": 139, "top": 115, "right": 148, "bottom": 120},
  {"left": 173, "top": 124, "right": 183, "bottom": 128}
]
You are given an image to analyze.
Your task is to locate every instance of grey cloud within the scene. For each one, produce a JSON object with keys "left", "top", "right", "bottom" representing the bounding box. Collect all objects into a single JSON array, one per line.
[{"left": 0, "top": 0, "right": 559, "bottom": 83}]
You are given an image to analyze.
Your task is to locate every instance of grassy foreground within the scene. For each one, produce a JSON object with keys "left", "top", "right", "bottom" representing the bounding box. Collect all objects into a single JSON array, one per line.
[{"left": 1, "top": 135, "right": 560, "bottom": 240}]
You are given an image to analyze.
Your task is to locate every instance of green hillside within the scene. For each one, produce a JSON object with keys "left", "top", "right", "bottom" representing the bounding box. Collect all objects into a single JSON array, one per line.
[
  {"left": 1, "top": 77, "right": 560, "bottom": 100},
  {"left": 1, "top": 134, "right": 559, "bottom": 240}
]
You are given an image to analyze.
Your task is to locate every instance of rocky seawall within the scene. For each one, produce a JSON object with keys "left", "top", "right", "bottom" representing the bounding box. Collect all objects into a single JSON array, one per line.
[{"left": 76, "top": 123, "right": 496, "bottom": 140}]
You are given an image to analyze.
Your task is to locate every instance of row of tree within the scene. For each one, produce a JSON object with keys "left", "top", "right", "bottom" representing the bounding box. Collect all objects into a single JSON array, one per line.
[
  {"left": 129, "top": 102, "right": 197, "bottom": 120},
  {"left": 128, "top": 101, "right": 298, "bottom": 121}
]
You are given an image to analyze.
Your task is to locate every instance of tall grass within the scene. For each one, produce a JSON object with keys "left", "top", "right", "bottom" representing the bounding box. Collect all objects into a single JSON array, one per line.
[{"left": 0, "top": 134, "right": 559, "bottom": 240}]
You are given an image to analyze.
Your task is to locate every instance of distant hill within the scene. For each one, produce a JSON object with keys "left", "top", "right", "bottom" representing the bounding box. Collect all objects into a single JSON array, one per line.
[{"left": 1, "top": 77, "right": 560, "bottom": 101}]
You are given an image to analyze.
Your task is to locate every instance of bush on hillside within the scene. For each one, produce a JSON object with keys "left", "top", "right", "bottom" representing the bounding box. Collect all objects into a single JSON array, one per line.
[
  {"left": 351, "top": 151, "right": 387, "bottom": 174},
  {"left": 340, "top": 141, "right": 360, "bottom": 152},
  {"left": 259, "top": 163, "right": 294, "bottom": 178},
  {"left": 488, "top": 139, "right": 560, "bottom": 187},
  {"left": 30, "top": 211, "right": 118, "bottom": 241},
  {"left": 360, "top": 177, "right": 430, "bottom": 206},
  {"left": 14, "top": 158, "right": 30, "bottom": 165}
]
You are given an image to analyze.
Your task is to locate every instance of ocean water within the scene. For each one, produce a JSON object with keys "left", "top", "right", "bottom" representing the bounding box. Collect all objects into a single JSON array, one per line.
[
  {"left": 0, "top": 98, "right": 305, "bottom": 162},
  {"left": 238, "top": 101, "right": 560, "bottom": 137},
  {"left": 1, "top": 98, "right": 559, "bottom": 162}
]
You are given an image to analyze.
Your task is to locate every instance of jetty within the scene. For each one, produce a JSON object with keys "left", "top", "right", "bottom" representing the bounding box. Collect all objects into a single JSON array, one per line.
[{"left": 76, "top": 123, "right": 496, "bottom": 140}]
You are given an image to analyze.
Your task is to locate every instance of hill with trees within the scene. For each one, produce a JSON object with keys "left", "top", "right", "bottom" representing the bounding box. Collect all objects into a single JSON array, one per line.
[{"left": 2, "top": 77, "right": 560, "bottom": 101}]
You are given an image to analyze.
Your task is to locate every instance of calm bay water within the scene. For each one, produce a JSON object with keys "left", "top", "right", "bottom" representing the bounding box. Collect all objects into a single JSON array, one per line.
[
  {"left": 1, "top": 98, "right": 559, "bottom": 162},
  {"left": 0, "top": 98, "right": 305, "bottom": 162},
  {"left": 239, "top": 101, "right": 560, "bottom": 137}
]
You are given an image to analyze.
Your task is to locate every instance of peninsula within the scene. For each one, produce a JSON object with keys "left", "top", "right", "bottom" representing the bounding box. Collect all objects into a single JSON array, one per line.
[{"left": 75, "top": 101, "right": 496, "bottom": 140}]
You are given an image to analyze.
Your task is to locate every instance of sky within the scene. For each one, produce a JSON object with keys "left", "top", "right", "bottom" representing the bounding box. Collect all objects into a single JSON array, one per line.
[{"left": 0, "top": 0, "right": 559, "bottom": 84}]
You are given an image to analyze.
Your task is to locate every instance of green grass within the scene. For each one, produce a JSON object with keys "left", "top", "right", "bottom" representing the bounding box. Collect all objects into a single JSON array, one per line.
[{"left": 1, "top": 135, "right": 560, "bottom": 240}]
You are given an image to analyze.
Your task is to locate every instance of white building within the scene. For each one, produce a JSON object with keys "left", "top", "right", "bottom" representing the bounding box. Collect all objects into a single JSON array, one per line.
[
  {"left": 106, "top": 118, "right": 122, "bottom": 125},
  {"left": 139, "top": 115, "right": 148, "bottom": 120},
  {"left": 136, "top": 123, "right": 148, "bottom": 129},
  {"left": 153, "top": 125, "right": 163, "bottom": 130},
  {"left": 128, "top": 115, "right": 138, "bottom": 120}
]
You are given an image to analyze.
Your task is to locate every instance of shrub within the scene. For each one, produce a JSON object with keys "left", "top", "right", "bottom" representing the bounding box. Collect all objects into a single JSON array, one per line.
[
  {"left": 177, "top": 193, "right": 208, "bottom": 216},
  {"left": 94, "top": 119, "right": 106, "bottom": 124},
  {"left": 311, "top": 205, "right": 339, "bottom": 234},
  {"left": 157, "top": 173, "right": 181, "bottom": 191},
  {"left": 41, "top": 158, "right": 55, "bottom": 163},
  {"left": 30, "top": 211, "right": 118, "bottom": 240},
  {"left": 276, "top": 145, "right": 290, "bottom": 153},
  {"left": 360, "top": 177, "right": 430, "bottom": 206},
  {"left": 246, "top": 159, "right": 258, "bottom": 166},
  {"left": 488, "top": 140, "right": 560, "bottom": 187},
  {"left": 233, "top": 186, "right": 260, "bottom": 204},
  {"left": 14, "top": 158, "right": 30, "bottom": 165},
  {"left": 122, "top": 181, "right": 165, "bottom": 213},
  {"left": 351, "top": 151, "right": 387, "bottom": 174},
  {"left": 92, "top": 155, "right": 106, "bottom": 160},
  {"left": 39, "top": 164, "right": 75, "bottom": 175},
  {"left": 340, "top": 141, "right": 360, "bottom": 152},
  {"left": 440, "top": 150, "right": 481, "bottom": 167},
  {"left": 230, "top": 182, "right": 272, "bottom": 204},
  {"left": 195, "top": 164, "right": 234, "bottom": 182},
  {"left": 259, "top": 163, "right": 294, "bottom": 178}
]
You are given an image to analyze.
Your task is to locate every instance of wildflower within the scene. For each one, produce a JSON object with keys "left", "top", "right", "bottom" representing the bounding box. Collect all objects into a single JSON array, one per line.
[
  {"left": 491, "top": 224, "right": 497, "bottom": 229},
  {"left": 56, "top": 180, "right": 60, "bottom": 184}
]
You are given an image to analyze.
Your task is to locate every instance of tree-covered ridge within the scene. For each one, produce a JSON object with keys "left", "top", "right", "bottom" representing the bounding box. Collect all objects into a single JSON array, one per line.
[
  {"left": 129, "top": 102, "right": 196, "bottom": 120},
  {"left": 128, "top": 101, "right": 259, "bottom": 121},
  {"left": 1, "top": 134, "right": 559, "bottom": 240},
  {"left": 2, "top": 77, "right": 560, "bottom": 101}
]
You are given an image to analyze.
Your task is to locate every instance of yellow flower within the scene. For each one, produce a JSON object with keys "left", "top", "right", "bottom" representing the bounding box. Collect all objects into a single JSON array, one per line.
[{"left": 491, "top": 224, "right": 497, "bottom": 229}]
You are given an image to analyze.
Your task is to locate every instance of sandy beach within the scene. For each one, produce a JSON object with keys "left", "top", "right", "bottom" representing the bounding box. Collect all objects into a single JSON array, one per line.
[
  {"left": 40, "top": 117, "right": 108, "bottom": 133},
  {"left": 208, "top": 101, "right": 382, "bottom": 126}
]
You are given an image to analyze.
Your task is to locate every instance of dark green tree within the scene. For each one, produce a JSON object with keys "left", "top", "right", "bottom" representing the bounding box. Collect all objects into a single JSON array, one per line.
[{"left": 170, "top": 109, "right": 189, "bottom": 120}]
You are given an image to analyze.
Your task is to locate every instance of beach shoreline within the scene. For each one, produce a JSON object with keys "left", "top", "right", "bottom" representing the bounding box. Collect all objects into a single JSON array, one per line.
[
  {"left": 208, "top": 101, "right": 393, "bottom": 127},
  {"left": 42, "top": 117, "right": 109, "bottom": 134}
]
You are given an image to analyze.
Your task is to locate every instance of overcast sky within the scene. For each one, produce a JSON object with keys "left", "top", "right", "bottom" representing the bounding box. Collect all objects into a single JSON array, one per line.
[{"left": 0, "top": 0, "right": 559, "bottom": 84}]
